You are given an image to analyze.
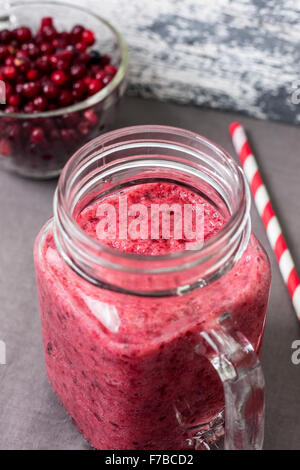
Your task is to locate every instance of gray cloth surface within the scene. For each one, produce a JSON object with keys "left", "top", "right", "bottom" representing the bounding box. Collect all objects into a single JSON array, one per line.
[{"left": 0, "top": 97, "right": 299, "bottom": 450}]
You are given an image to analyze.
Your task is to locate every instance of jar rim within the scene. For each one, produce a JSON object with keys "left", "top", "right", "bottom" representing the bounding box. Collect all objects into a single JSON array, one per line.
[{"left": 54, "top": 124, "right": 251, "bottom": 269}]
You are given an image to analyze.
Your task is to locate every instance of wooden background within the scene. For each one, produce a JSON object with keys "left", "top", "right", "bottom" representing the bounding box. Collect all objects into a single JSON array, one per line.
[{"left": 27, "top": 1, "right": 300, "bottom": 124}]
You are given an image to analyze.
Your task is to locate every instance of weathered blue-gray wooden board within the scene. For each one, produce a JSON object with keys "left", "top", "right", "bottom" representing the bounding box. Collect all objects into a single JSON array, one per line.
[{"left": 41, "top": 1, "right": 300, "bottom": 123}]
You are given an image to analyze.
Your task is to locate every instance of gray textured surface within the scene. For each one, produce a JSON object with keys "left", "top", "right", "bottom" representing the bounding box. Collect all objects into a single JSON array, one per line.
[
  {"left": 65, "top": 0, "right": 300, "bottom": 124},
  {"left": 0, "top": 96, "right": 300, "bottom": 450}
]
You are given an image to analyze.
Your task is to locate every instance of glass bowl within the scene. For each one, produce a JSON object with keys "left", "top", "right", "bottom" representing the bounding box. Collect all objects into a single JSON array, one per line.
[{"left": 0, "top": 1, "right": 128, "bottom": 179}]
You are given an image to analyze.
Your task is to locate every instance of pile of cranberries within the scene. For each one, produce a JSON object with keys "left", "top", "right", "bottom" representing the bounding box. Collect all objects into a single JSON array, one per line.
[{"left": 0, "top": 17, "right": 120, "bottom": 176}]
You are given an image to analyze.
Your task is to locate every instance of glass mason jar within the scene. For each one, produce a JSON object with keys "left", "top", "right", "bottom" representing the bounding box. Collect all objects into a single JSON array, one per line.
[{"left": 34, "top": 125, "right": 271, "bottom": 450}]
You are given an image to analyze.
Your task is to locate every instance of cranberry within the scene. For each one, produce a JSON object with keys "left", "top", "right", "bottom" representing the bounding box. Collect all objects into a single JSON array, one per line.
[
  {"left": 14, "top": 56, "right": 30, "bottom": 73},
  {"left": 22, "top": 81, "right": 40, "bottom": 99},
  {"left": 82, "top": 30, "right": 95, "bottom": 45},
  {"left": 30, "top": 127, "right": 45, "bottom": 143},
  {"left": 88, "top": 79, "right": 103, "bottom": 95},
  {"left": 41, "top": 25, "right": 56, "bottom": 41},
  {"left": 95, "top": 70, "right": 106, "bottom": 82},
  {"left": 49, "top": 56, "right": 59, "bottom": 71},
  {"left": 51, "top": 70, "right": 67, "bottom": 86},
  {"left": 3, "top": 65, "right": 17, "bottom": 81},
  {"left": 71, "top": 25, "right": 84, "bottom": 42},
  {"left": 27, "top": 69, "right": 40, "bottom": 81},
  {"left": 70, "top": 63, "right": 85, "bottom": 79},
  {"left": 58, "top": 89, "right": 72, "bottom": 107},
  {"left": 35, "top": 55, "right": 50, "bottom": 71},
  {"left": 8, "top": 94, "right": 21, "bottom": 107},
  {"left": 75, "top": 42, "right": 88, "bottom": 53},
  {"left": 54, "top": 36, "right": 68, "bottom": 49},
  {"left": 14, "top": 26, "right": 32, "bottom": 43},
  {"left": 0, "top": 29, "right": 12, "bottom": 44},
  {"left": 40, "top": 42, "right": 54, "bottom": 55},
  {"left": 104, "top": 65, "right": 117, "bottom": 76},
  {"left": 15, "top": 50, "right": 29, "bottom": 59},
  {"left": 41, "top": 17, "right": 53, "bottom": 28},
  {"left": 42, "top": 81, "right": 59, "bottom": 99},
  {"left": 102, "top": 75, "right": 113, "bottom": 86},
  {"left": 26, "top": 43, "right": 40, "bottom": 58},
  {"left": 56, "top": 58, "right": 69, "bottom": 71},
  {"left": 72, "top": 80, "right": 87, "bottom": 99},
  {"left": 84, "top": 109, "right": 98, "bottom": 126},
  {"left": 4, "top": 105, "right": 18, "bottom": 113},
  {"left": 77, "top": 52, "right": 91, "bottom": 64},
  {"left": 15, "top": 83, "right": 24, "bottom": 95},
  {"left": 0, "top": 45, "right": 9, "bottom": 60},
  {"left": 33, "top": 96, "right": 48, "bottom": 111},
  {"left": 5, "top": 56, "right": 15, "bottom": 66},
  {"left": 23, "top": 101, "right": 35, "bottom": 113}
]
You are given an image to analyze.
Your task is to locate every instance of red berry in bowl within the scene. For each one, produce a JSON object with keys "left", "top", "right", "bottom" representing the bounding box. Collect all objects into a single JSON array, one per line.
[
  {"left": 26, "top": 43, "right": 40, "bottom": 58},
  {"left": 82, "top": 30, "right": 95, "bottom": 45},
  {"left": 40, "top": 42, "right": 54, "bottom": 55},
  {"left": 56, "top": 58, "right": 69, "bottom": 71},
  {"left": 51, "top": 70, "right": 67, "bottom": 86},
  {"left": 41, "top": 25, "right": 56, "bottom": 41},
  {"left": 5, "top": 56, "right": 15, "bottom": 66},
  {"left": 30, "top": 127, "right": 45, "bottom": 143},
  {"left": 70, "top": 63, "right": 85, "bottom": 79},
  {"left": 36, "top": 55, "right": 51, "bottom": 71},
  {"left": 42, "top": 81, "right": 59, "bottom": 99},
  {"left": 71, "top": 25, "right": 84, "bottom": 42},
  {"left": 41, "top": 17, "right": 53, "bottom": 28},
  {"left": 49, "top": 54, "right": 59, "bottom": 69},
  {"left": 23, "top": 101, "right": 35, "bottom": 113},
  {"left": 102, "top": 75, "right": 113, "bottom": 86},
  {"left": 33, "top": 96, "right": 48, "bottom": 111},
  {"left": 0, "top": 29, "right": 12, "bottom": 44},
  {"left": 27, "top": 69, "right": 40, "bottom": 81},
  {"left": 15, "top": 83, "right": 24, "bottom": 95},
  {"left": 88, "top": 79, "right": 103, "bottom": 95},
  {"left": 75, "top": 42, "right": 88, "bottom": 53},
  {"left": 72, "top": 80, "right": 88, "bottom": 99},
  {"left": 0, "top": 45, "right": 9, "bottom": 60},
  {"left": 8, "top": 94, "right": 21, "bottom": 108},
  {"left": 104, "top": 65, "right": 117, "bottom": 76},
  {"left": 43, "top": 82, "right": 59, "bottom": 100},
  {"left": 58, "top": 89, "right": 73, "bottom": 107},
  {"left": 95, "top": 70, "right": 106, "bottom": 82},
  {"left": 14, "top": 26, "right": 32, "bottom": 43},
  {"left": 14, "top": 56, "right": 30, "bottom": 73},
  {"left": 22, "top": 81, "right": 40, "bottom": 99},
  {"left": 3, "top": 65, "right": 17, "bottom": 80}
]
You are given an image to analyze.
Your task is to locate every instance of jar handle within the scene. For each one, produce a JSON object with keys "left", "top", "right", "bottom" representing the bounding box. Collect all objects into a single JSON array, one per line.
[{"left": 199, "top": 313, "right": 265, "bottom": 450}]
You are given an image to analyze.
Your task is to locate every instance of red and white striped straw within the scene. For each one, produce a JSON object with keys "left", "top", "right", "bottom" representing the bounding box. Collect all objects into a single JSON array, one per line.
[{"left": 229, "top": 122, "right": 300, "bottom": 320}]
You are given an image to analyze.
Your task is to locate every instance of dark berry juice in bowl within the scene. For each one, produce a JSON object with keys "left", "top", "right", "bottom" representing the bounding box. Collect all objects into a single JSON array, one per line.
[
  {"left": 0, "top": 1, "right": 128, "bottom": 178},
  {"left": 34, "top": 126, "right": 271, "bottom": 450}
]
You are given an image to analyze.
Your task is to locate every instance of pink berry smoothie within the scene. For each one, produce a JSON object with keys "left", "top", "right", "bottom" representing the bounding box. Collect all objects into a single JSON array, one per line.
[{"left": 34, "top": 182, "right": 271, "bottom": 450}]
